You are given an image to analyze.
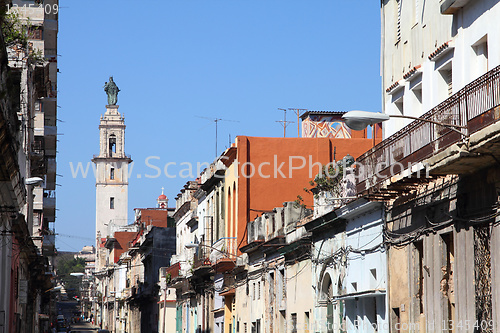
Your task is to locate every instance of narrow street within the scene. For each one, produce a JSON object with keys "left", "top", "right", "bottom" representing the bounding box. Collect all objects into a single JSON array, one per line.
[
  {"left": 2, "top": 0, "right": 500, "bottom": 333},
  {"left": 68, "top": 322, "right": 98, "bottom": 333}
]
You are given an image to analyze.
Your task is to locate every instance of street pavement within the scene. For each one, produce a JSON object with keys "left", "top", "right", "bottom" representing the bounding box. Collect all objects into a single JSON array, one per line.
[{"left": 68, "top": 321, "right": 98, "bottom": 332}]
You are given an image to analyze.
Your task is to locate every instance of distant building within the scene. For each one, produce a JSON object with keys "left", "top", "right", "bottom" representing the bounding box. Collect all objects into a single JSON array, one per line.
[
  {"left": 74, "top": 245, "right": 96, "bottom": 262},
  {"left": 167, "top": 133, "right": 378, "bottom": 333},
  {"left": 92, "top": 102, "right": 132, "bottom": 243},
  {"left": 93, "top": 191, "right": 176, "bottom": 333}
]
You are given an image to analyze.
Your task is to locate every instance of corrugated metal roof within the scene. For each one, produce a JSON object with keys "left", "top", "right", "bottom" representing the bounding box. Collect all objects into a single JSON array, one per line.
[{"left": 300, "top": 110, "right": 346, "bottom": 120}]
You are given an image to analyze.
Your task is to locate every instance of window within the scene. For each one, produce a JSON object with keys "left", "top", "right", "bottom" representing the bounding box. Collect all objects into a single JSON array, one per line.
[
  {"left": 291, "top": 314, "right": 297, "bottom": 333},
  {"left": 110, "top": 167, "right": 115, "bottom": 180},
  {"left": 473, "top": 35, "right": 488, "bottom": 78},
  {"left": 279, "top": 311, "right": 286, "bottom": 332},
  {"left": 110, "top": 197, "right": 115, "bottom": 209},
  {"left": 29, "top": 27, "right": 43, "bottom": 40},
  {"left": 396, "top": 0, "right": 402, "bottom": 44},
  {"left": 412, "top": 0, "right": 420, "bottom": 26},
  {"left": 269, "top": 272, "right": 275, "bottom": 302},
  {"left": 409, "top": 74, "right": 423, "bottom": 116},
  {"left": 395, "top": 97, "right": 404, "bottom": 115},
  {"left": 304, "top": 312, "right": 310, "bottom": 333},
  {"left": 392, "top": 308, "right": 401, "bottom": 333},
  {"left": 278, "top": 269, "right": 286, "bottom": 304},
  {"left": 443, "top": 69, "right": 453, "bottom": 96},
  {"left": 441, "top": 233, "right": 455, "bottom": 329},
  {"left": 109, "top": 135, "right": 116, "bottom": 155},
  {"left": 414, "top": 240, "right": 424, "bottom": 314},
  {"left": 438, "top": 62, "right": 453, "bottom": 98}
]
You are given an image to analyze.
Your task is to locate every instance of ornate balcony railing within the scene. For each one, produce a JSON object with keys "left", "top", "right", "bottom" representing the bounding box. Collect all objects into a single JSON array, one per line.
[
  {"left": 210, "top": 237, "right": 237, "bottom": 264},
  {"left": 356, "top": 65, "right": 500, "bottom": 195},
  {"left": 193, "top": 240, "right": 212, "bottom": 269}
]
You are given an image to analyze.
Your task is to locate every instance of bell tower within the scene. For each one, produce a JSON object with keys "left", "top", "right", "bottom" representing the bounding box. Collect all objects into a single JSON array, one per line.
[{"left": 92, "top": 103, "right": 132, "bottom": 242}]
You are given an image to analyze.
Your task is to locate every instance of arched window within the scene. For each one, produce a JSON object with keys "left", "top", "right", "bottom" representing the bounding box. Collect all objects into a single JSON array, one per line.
[
  {"left": 109, "top": 134, "right": 116, "bottom": 155},
  {"left": 227, "top": 188, "right": 232, "bottom": 237},
  {"left": 321, "top": 274, "right": 334, "bottom": 333},
  {"left": 232, "top": 183, "right": 236, "bottom": 238}
]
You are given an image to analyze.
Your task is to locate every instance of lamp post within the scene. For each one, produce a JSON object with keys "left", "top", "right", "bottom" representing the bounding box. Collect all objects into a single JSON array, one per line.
[
  {"left": 25, "top": 177, "right": 44, "bottom": 236},
  {"left": 70, "top": 272, "right": 85, "bottom": 322},
  {"left": 342, "top": 110, "right": 467, "bottom": 140}
]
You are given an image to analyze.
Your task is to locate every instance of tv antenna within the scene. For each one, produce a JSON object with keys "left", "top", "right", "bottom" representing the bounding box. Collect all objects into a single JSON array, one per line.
[
  {"left": 288, "top": 108, "right": 308, "bottom": 137},
  {"left": 196, "top": 116, "right": 240, "bottom": 157},
  {"left": 276, "top": 108, "right": 294, "bottom": 137}
]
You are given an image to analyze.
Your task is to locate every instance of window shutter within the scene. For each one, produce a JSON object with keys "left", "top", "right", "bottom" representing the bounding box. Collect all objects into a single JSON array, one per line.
[{"left": 396, "top": 0, "right": 402, "bottom": 44}]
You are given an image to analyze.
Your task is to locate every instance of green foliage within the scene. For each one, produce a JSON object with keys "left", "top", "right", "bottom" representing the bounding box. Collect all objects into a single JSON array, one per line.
[
  {"left": 1, "top": 10, "right": 45, "bottom": 65},
  {"left": 57, "top": 255, "right": 86, "bottom": 298},
  {"left": 2, "top": 11, "right": 29, "bottom": 47},
  {"left": 295, "top": 163, "right": 344, "bottom": 208},
  {"left": 310, "top": 163, "right": 345, "bottom": 198}
]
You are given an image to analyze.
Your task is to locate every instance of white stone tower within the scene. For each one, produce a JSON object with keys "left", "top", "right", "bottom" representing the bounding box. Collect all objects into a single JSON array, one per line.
[{"left": 92, "top": 104, "right": 132, "bottom": 242}]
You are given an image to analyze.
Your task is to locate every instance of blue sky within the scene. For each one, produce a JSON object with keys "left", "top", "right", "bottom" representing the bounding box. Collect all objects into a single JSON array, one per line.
[{"left": 56, "top": 0, "right": 381, "bottom": 252}]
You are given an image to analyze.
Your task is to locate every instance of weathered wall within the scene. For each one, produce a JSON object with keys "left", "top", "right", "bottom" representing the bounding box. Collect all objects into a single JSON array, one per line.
[{"left": 382, "top": 0, "right": 500, "bottom": 137}]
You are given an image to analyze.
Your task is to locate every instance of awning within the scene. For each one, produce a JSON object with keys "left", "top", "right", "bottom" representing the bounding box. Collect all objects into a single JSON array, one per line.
[
  {"left": 335, "top": 289, "right": 386, "bottom": 300},
  {"left": 219, "top": 288, "right": 235, "bottom": 296}
]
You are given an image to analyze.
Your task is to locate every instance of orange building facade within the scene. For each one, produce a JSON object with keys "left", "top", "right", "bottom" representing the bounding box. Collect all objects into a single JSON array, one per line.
[{"left": 222, "top": 133, "right": 379, "bottom": 254}]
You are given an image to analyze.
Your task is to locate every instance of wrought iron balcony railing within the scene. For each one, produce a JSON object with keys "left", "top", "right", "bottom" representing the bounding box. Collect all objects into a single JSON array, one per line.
[{"left": 356, "top": 65, "right": 500, "bottom": 195}]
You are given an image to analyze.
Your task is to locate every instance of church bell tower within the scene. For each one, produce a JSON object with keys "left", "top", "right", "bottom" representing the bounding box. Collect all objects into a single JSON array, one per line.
[{"left": 93, "top": 79, "right": 131, "bottom": 242}]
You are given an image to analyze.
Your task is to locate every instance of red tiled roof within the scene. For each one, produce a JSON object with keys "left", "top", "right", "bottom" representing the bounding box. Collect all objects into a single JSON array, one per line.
[
  {"left": 111, "top": 232, "right": 136, "bottom": 263},
  {"left": 428, "top": 41, "right": 451, "bottom": 61},
  {"left": 137, "top": 209, "right": 170, "bottom": 228}
]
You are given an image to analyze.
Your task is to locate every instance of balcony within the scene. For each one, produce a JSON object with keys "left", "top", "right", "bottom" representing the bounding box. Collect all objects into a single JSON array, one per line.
[
  {"left": 165, "top": 262, "right": 181, "bottom": 281},
  {"left": 43, "top": 190, "right": 56, "bottom": 222},
  {"left": 42, "top": 234, "right": 56, "bottom": 256},
  {"left": 42, "top": 98, "right": 57, "bottom": 117},
  {"left": 440, "top": 0, "right": 471, "bottom": 14},
  {"left": 45, "top": 134, "right": 56, "bottom": 157},
  {"left": 356, "top": 65, "right": 500, "bottom": 198},
  {"left": 34, "top": 63, "right": 50, "bottom": 98},
  {"left": 165, "top": 258, "right": 192, "bottom": 283},
  {"left": 45, "top": 157, "right": 56, "bottom": 191},
  {"left": 192, "top": 242, "right": 213, "bottom": 276},
  {"left": 200, "top": 158, "right": 227, "bottom": 190},
  {"left": 210, "top": 237, "right": 237, "bottom": 272}
]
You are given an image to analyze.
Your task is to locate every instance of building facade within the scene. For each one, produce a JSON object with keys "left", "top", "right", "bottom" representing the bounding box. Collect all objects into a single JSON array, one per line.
[
  {"left": 93, "top": 102, "right": 132, "bottom": 243},
  {"left": 0, "top": 1, "right": 59, "bottom": 332}
]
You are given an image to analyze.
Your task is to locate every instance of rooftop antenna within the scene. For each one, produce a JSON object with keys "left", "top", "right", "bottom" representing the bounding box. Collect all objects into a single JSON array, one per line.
[
  {"left": 276, "top": 108, "right": 294, "bottom": 137},
  {"left": 196, "top": 116, "right": 240, "bottom": 157},
  {"left": 288, "top": 108, "right": 308, "bottom": 137}
]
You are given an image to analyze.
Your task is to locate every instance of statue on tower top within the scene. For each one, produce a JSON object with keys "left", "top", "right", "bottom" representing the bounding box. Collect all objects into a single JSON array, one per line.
[{"left": 104, "top": 76, "right": 120, "bottom": 105}]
